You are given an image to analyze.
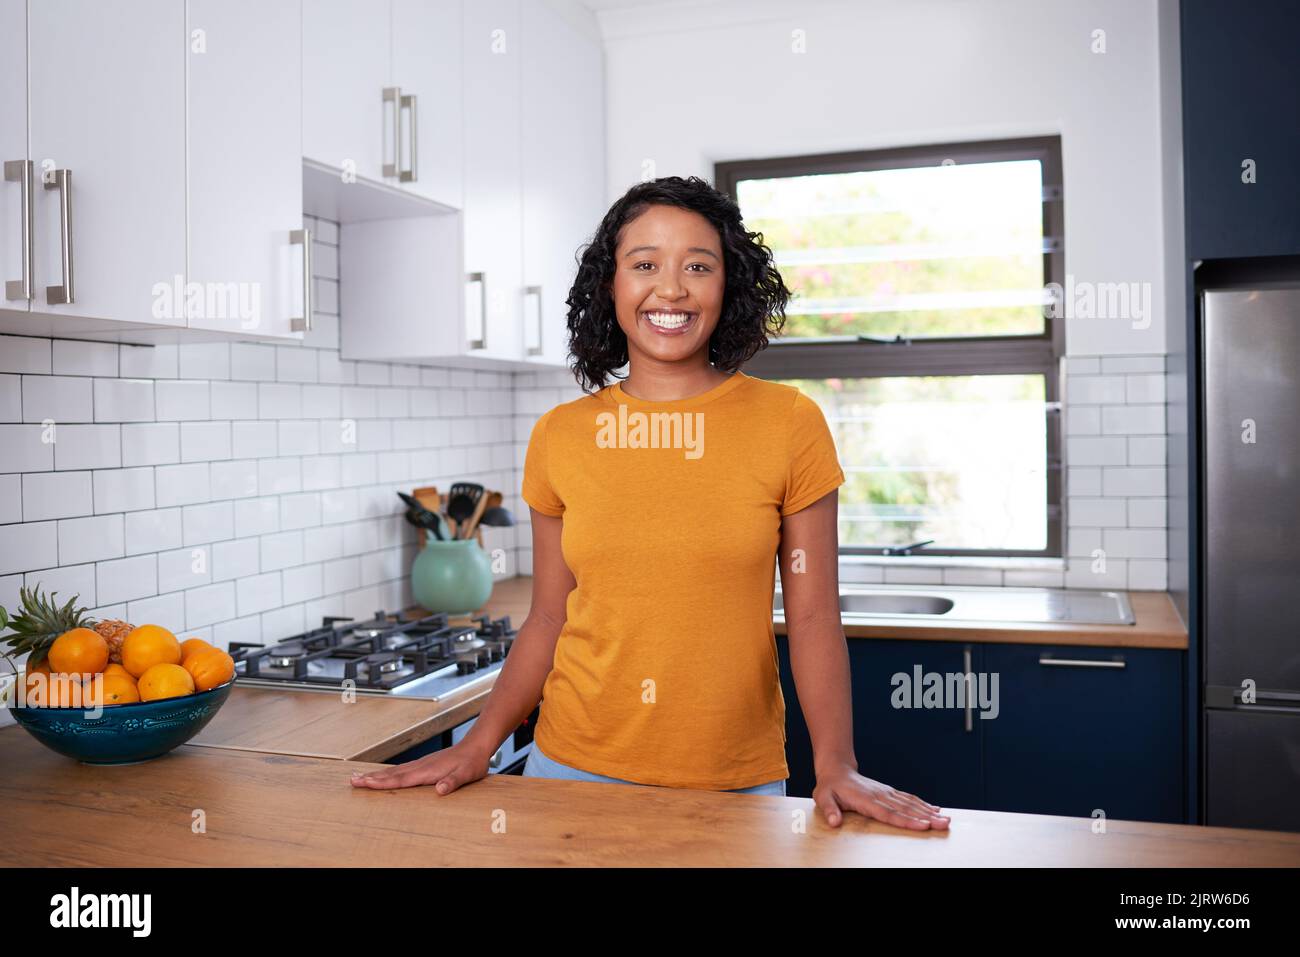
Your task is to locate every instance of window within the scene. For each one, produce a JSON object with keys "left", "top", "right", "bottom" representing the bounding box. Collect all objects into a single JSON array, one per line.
[{"left": 718, "top": 137, "right": 1064, "bottom": 557}]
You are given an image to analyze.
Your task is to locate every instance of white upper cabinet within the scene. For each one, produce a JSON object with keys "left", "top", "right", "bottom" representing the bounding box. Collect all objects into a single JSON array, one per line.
[
  {"left": 302, "top": 0, "right": 391, "bottom": 182},
  {"left": 460, "top": 0, "right": 524, "bottom": 363},
  {"left": 27, "top": 0, "right": 187, "bottom": 328},
  {"left": 187, "top": 0, "right": 305, "bottom": 339},
  {"left": 391, "top": 0, "right": 464, "bottom": 208},
  {"left": 521, "top": 2, "right": 606, "bottom": 367},
  {"left": 0, "top": 0, "right": 29, "bottom": 315}
]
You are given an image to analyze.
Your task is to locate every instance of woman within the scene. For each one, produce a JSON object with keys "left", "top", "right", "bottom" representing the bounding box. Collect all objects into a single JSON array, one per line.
[{"left": 352, "top": 176, "right": 950, "bottom": 831}]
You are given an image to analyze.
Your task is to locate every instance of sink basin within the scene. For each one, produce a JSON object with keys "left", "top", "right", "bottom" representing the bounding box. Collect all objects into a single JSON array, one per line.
[
  {"left": 774, "top": 592, "right": 954, "bottom": 615},
  {"left": 773, "top": 585, "right": 1135, "bottom": 625}
]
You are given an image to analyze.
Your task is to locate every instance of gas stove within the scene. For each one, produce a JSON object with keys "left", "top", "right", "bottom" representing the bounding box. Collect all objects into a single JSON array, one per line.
[{"left": 228, "top": 610, "right": 517, "bottom": 701}]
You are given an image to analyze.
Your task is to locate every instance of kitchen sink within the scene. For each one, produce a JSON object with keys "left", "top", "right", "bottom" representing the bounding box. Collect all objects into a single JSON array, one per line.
[{"left": 773, "top": 584, "right": 1135, "bottom": 625}]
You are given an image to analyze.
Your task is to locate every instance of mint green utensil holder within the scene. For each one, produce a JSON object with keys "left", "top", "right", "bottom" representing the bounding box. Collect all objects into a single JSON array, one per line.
[{"left": 411, "top": 538, "right": 494, "bottom": 614}]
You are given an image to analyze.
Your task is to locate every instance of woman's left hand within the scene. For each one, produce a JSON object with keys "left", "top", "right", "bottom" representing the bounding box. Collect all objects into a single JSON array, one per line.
[{"left": 813, "top": 764, "right": 952, "bottom": 830}]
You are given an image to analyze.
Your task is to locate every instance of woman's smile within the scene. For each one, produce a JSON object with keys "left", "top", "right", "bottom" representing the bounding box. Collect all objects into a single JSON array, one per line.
[{"left": 640, "top": 308, "right": 699, "bottom": 335}]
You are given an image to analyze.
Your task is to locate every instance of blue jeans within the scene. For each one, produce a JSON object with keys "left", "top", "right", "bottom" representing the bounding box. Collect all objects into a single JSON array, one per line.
[{"left": 522, "top": 741, "right": 787, "bottom": 796}]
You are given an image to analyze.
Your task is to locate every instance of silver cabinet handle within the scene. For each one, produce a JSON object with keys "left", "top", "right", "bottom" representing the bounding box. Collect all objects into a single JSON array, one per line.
[
  {"left": 382, "top": 86, "right": 401, "bottom": 178},
  {"left": 963, "top": 645, "right": 973, "bottom": 733},
  {"left": 4, "top": 159, "right": 33, "bottom": 301},
  {"left": 1038, "top": 655, "right": 1126, "bottom": 669},
  {"left": 44, "top": 167, "right": 73, "bottom": 305},
  {"left": 525, "top": 284, "right": 543, "bottom": 356},
  {"left": 399, "top": 93, "right": 417, "bottom": 182},
  {"left": 290, "top": 228, "right": 311, "bottom": 332},
  {"left": 467, "top": 271, "right": 486, "bottom": 349}
]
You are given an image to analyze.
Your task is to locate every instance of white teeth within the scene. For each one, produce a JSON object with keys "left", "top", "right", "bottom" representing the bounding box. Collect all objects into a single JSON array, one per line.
[{"left": 644, "top": 311, "right": 693, "bottom": 329}]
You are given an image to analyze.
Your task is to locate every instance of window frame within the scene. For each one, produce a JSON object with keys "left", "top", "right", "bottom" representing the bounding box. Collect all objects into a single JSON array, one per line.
[{"left": 717, "top": 136, "right": 1065, "bottom": 558}]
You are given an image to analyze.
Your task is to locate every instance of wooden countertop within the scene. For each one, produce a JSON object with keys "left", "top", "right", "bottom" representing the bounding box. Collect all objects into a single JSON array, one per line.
[
  {"left": 188, "top": 576, "right": 1186, "bottom": 761},
  {"left": 1, "top": 728, "right": 1294, "bottom": 867}
]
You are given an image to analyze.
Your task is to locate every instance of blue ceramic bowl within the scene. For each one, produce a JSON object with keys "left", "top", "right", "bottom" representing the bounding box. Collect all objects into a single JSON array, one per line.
[{"left": 9, "top": 678, "right": 235, "bottom": 765}]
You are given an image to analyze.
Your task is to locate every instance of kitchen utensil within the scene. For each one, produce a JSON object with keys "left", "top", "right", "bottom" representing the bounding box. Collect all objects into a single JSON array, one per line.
[
  {"left": 462, "top": 491, "right": 504, "bottom": 540},
  {"left": 479, "top": 505, "right": 515, "bottom": 527},
  {"left": 411, "top": 486, "right": 450, "bottom": 546},
  {"left": 397, "top": 492, "right": 444, "bottom": 541},
  {"left": 459, "top": 492, "right": 491, "bottom": 540},
  {"left": 446, "top": 482, "right": 484, "bottom": 536}
]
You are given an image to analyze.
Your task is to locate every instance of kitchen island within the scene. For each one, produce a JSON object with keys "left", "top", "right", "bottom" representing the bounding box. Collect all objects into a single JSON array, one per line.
[{"left": 1, "top": 727, "right": 1295, "bottom": 867}]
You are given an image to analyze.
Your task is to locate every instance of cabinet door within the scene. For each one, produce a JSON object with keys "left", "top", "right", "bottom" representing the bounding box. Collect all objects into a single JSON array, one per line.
[
  {"left": 779, "top": 636, "right": 985, "bottom": 811},
  {"left": 521, "top": 1, "right": 604, "bottom": 367},
  {"left": 982, "top": 644, "right": 1184, "bottom": 823},
  {"left": 187, "top": 0, "right": 304, "bottom": 338},
  {"left": 391, "top": 0, "right": 463, "bottom": 208},
  {"left": 461, "top": 0, "right": 522, "bottom": 361},
  {"left": 28, "top": 0, "right": 186, "bottom": 325},
  {"left": 302, "top": 0, "right": 390, "bottom": 183},
  {"left": 0, "top": 0, "right": 29, "bottom": 314}
]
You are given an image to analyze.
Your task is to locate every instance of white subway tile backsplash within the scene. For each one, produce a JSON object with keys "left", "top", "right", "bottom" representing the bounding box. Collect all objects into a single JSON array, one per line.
[
  {"left": 1066, "top": 436, "right": 1126, "bottom": 467},
  {"left": 180, "top": 421, "right": 233, "bottom": 462},
  {"left": 0, "top": 474, "right": 20, "bottom": 524},
  {"left": 125, "top": 509, "right": 183, "bottom": 555},
  {"left": 158, "top": 545, "right": 211, "bottom": 594},
  {"left": 25, "top": 561, "right": 96, "bottom": 606},
  {"left": 258, "top": 457, "right": 301, "bottom": 495},
  {"left": 53, "top": 340, "right": 118, "bottom": 377},
  {"left": 1067, "top": 498, "right": 1128, "bottom": 527},
  {"left": 0, "top": 374, "right": 19, "bottom": 421},
  {"left": 22, "top": 375, "right": 93, "bottom": 423},
  {"left": 57, "top": 514, "right": 125, "bottom": 565},
  {"left": 93, "top": 467, "right": 155, "bottom": 514},
  {"left": 1128, "top": 436, "right": 1167, "bottom": 466},
  {"left": 213, "top": 614, "right": 262, "bottom": 647},
  {"left": 280, "top": 492, "right": 321, "bottom": 530},
  {"left": 318, "top": 351, "right": 355, "bottom": 385},
  {"left": 0, "top": 426, "right": 52, "bottom": 473},
  {"left": 259, "top": 382, "right": 302, "bottom": 419},
  {"left": 22, "top": 471, "right": 93, "bottom": 522},
  {"left": 119, "top": 344, "right": 178, "bottom": 379},
  {"left": 0, "top": 335, "right": 52, "bottom": 374},
  {"left": 230, "top": 343, "right": 277, "bottom": 381},
  {"left": 301, "top": 455, "right": 341, "bottom": 491},
  {"left": 185, "top": 582, "right": 237, "bottom": 629},
  {"left": 211, "top": 381, "right": 258, "bottom": 419},
  {"left": 300, "top": 384, "right": 342, "bottom": 418},
  {"left": 282, "top": 563, "right": 323, "bottom": 604},
  {"left": 1101, "top": 404, "right": 1164, "bottom": 435},
  {"left": 178, "top": 343, "right": 231, "bottom": 380},
  {"left": 276, "top": 346, "right": 319, "bottom": 383},
  {"left": 233, "top": 496, "right": 279, "bottom": 538},
  {"left": 1127, "top": 559, "right": 1168, "bottom": 590},
  {"left": 237, "top": 571, "right": 281, "bottom": 616},
  {"left": 126, "top": 591, "right": 186, "bottom": 630},
  {"left": 1103, "top": 467, "right": 1165, "bottom": 497},
  {"left": 96, "top": 554, "right": 158, "bottom": 605},
  {"left": 231, "top": 420, "right": 278, "bottom": 459},
  {"left": 55, "top": 424, "right": 122, "bottom": 472},
  {"left": 94, "top": 378, "right": 154, "bottom": 422},
  {"left": 260, "top": 530, "right": 303, "bottom": 571},
  {"left": 155, "top": 462, "right": 211, "bottom": 508},
  {"left": 1127, "top": 498, "right": 1168, "bottom": 528},
  {"left": 212, "top": 538, "right": 260, "bottom": 582},
  {"left": 261, "top": 603, "right": 306, "bottom": 643},
  {"left": 156, "top": 380, "right": 210, "bottom": 421},
  {"left": 278, "top": 420, "right": 319, "bottom": 456},
  {"left": 1102, "top": 528, "right": 1167, "bottom": 559},
  {"left": 303, "top": 524, "right": 345, "bottom": 561},
  {"left": 121, "top": 423, "right": 179, "bottom": 466},
  {"left": 182, "top": 501, "right": 234, "bottom": 546},
  {"left": 210, "top": 459, "right": 259, "bottom": 500}
]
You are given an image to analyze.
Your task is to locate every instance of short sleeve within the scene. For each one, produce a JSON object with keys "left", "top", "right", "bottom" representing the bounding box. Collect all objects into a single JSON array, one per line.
[
  {"left": 522, "top": 409, "right": 565, "bottom": 517},
  {"left": 781, "top": 391, "right": 845, "bottom": 516}
]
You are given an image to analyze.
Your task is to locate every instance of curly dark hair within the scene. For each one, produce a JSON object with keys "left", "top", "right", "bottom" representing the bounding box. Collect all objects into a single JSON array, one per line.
[{"left": 564, "top": 175, "right": 791, "bottom": 393}]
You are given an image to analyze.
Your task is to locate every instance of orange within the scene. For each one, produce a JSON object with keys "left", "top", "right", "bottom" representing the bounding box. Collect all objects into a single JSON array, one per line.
[
  {"left": 44, "top": 672, "right": 91, "bottom": 708},
  {"left": 103, "top": 663, "right": 132, "bottom": 679},
  {"left": 120, "top": 624, "right": 181, "bottom": 678},
  {"left": 22, "top": 660, "right": 52, "bottom": 707},
  {"left": 47, "top": 628, "right": 109, "bottom": 676},
  {"left": 183, "top": 648, "right": 235, "bottom": 692},
  {"left": 137, "top": 663, "right": 195, "bottom": 702},
  {"left": 180, "top": 637, "right": 214, "bottom": 665},
  {"left": 83, "top": 671, "right": 141, "bottom": 707}
]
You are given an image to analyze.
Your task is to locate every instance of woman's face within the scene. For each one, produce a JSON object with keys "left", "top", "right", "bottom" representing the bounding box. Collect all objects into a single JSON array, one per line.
[{"left": 609, "top": 204, "right": 726, "bottom": 367}]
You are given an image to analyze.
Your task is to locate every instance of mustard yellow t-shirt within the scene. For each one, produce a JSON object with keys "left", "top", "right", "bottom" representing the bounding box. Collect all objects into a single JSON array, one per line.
[{"left": 520, "top": 370, "right": 846, "bottom": 789}]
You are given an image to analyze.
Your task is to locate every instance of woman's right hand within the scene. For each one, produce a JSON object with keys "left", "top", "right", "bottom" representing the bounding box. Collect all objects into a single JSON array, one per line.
[{"left": 349, "top": 741, "right": 492, "bottom": 794}]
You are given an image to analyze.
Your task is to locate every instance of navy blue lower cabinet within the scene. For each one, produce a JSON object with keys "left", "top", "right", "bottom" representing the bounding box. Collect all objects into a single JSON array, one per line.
[
  {"left": 980, "top": 643, "right": 1184, "bottom": 823},
  {"left": 777, "top": 635, "right": 985, "bottom": 811}
]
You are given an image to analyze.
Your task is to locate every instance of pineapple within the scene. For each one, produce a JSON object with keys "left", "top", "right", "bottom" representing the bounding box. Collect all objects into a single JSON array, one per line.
[
  {"left": 0, "top": 585, "right": 96, "bottom": 670},
  {"left": 92, "top": 619, "right": 133, "bottom": 664}
]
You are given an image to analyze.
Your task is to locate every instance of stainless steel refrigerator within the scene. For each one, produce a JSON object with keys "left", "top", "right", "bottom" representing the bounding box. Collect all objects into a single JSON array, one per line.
[{"left": 1202, "top": 281, "right": 1300, "bottom": 832}]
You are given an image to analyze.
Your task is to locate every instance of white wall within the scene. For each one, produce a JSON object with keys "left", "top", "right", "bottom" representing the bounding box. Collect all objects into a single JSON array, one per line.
[{"left": 598, "top": 0, "right": 1174, "bottom": 357}]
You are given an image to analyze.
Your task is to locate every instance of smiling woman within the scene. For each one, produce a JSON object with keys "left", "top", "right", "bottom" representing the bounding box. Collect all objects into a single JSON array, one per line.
[{"left": 350, "top": 176, "right": 950, "bottom": 832}]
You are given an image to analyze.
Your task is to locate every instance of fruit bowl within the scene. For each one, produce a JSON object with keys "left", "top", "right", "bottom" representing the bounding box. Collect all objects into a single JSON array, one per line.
[{"left": 7, "top": 677, "right": 236, "bottom": 765}]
